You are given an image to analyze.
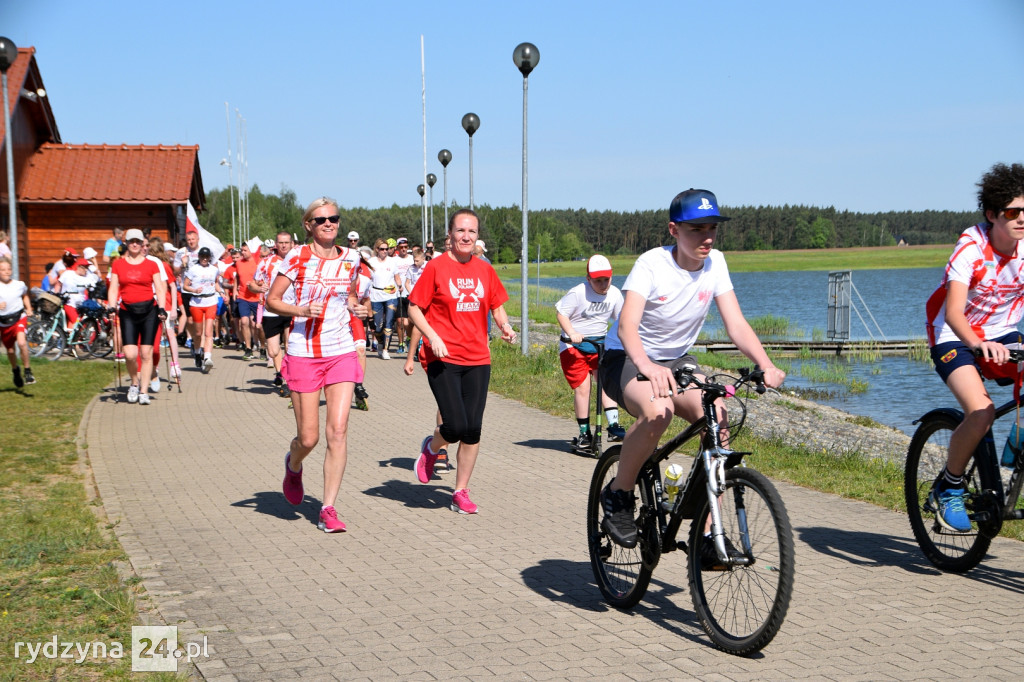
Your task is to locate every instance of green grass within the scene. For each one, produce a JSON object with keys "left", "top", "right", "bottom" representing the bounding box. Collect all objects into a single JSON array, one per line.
[
  {"left": 487, "top": 340, "right": 1024, "bottom": 541},
  {"left": 0, "top": 360, "right": 185, "bottom": 681}
]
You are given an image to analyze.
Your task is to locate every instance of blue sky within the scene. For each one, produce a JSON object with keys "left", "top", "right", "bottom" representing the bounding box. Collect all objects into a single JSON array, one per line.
[{"left": 5, "top": 0, "right": 1023, "bottom": 214}]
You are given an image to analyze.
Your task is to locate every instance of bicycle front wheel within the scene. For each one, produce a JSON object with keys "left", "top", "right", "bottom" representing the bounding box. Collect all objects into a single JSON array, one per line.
[
  {"left": 687, "top": 467, "right": 794, "bottom": 656},
  {"left": 27, "top": 321, "right": 66, "bottom": 360},
  {"left": 71, "top": 319, "right": 99, "bottom": 359},
  {"left": 587, "top": 445, "right": 659, "bottom": 609},
  {"left": 904, "top": 411, "right": 994, "bottom": 573},
  {"left": 88, "top": 317, "right": 115, "bottom": 358}
]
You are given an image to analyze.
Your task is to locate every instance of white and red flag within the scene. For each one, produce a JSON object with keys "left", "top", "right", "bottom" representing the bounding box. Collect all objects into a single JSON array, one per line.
[{"left": 186, "top": 201, "right": 225, "bottom": 261}]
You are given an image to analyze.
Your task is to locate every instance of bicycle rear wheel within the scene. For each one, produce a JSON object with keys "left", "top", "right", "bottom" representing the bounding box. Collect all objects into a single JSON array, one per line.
[
  {"left": 88, "top": 317, "right": 115, "bottom": 358},
  {"left": 70, "top": 319, "right": 99, "bottom": 359},
  {"left": 27, "top": 321, "right": 66, "bottom": 360},
  {"left": 904, "top": 411, "right": 996, "bottom": 573},
  {"left": 587, "top": 445, "right": 660, "bottom": 608},
  {"left": 687, "top": 467, "right": 794, "bottom": 656}
]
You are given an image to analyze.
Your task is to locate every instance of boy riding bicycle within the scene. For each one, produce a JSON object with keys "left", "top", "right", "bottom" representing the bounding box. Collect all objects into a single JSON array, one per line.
[
  {"left": 555, "top": 254, "right": 625, "bottom": 451},
  {"left": 925, "top": 162, "right": 1024, "bottom": 532},
  {"left": 597, "top": 188, "right": 785, "bottom": 549}
]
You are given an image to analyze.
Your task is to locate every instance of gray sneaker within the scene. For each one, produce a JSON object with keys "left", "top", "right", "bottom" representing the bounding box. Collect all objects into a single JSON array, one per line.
[
  {"left": 137, "top": 393, "right": 151, "bottom": 406},
  {"left": 127, "top": 384, "right": 140, "bottom": 403}
]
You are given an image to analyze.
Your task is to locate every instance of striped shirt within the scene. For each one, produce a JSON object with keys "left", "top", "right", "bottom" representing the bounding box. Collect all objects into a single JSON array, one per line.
[{"left": 278, "top": 245, "right": 360, "bottom": 358}]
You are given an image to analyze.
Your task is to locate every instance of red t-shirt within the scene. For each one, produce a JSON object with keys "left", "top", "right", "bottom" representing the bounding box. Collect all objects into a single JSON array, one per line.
[
  {"left": 160, "top": 261, "right": 177, "bottom": 308},
  {"left": 234, "top": 257, "right": 261, "bottom": 302},
  {"left": 408, "top": 253, "right": 508, "bottom": 366},
  {"left": 111, "top": 257, "right": 161, "bottom": 305},
  {"left": 222, "top": 264, "right": 237, "bottom": 300}
]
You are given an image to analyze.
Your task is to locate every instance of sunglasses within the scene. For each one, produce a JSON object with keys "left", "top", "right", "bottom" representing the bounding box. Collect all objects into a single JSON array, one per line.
[
  {"left": 127, "top": 239, "right": 144, "bottom": 245},
  {"left": 1002, "top": 207, "right": 1024, "bottom": 220},
  {"left": 348, "top": 238, "right": 359, "bottom": 242},
  {"left": 377, "top": 247, "right": 387, "bottom": 251},
  {"left": 310, "top": 215, "right": 341, "bottom": 225}
]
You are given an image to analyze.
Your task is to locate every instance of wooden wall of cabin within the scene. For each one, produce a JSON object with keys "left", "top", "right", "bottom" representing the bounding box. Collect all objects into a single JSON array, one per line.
[{"left": 19, "top": 204, "right": 178, "bottom": 287}]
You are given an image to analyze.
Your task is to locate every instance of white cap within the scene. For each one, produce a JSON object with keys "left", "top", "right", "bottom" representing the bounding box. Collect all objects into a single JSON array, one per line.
[
  {"left": 475, "top": 239, "right": 487, "bottom": 252},
  {"left": 347, "top": 231, "right": 359, "bottom": 241},
  {"left": 263, "top": 239, "right": 274, "bottom": 248},
  {"left": 124, "top": 228, "right": 145, "bottom": 242},
  {"left": 163, "top": 242, "right": 176, "bottom": 252},
  {"left": 82, "top": 247, "right": 98, "bottom": 259},
  {"left": 587, "top": 254, "right": 613, "bottom": 278}
]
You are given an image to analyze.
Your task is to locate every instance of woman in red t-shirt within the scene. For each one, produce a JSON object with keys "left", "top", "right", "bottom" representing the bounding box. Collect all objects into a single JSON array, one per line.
[
  {"left": 407, "top": 208, "right": 518, "bottom": 514},
  {"left": 107, "top": 229, "right": 167, "bottom": 405}
]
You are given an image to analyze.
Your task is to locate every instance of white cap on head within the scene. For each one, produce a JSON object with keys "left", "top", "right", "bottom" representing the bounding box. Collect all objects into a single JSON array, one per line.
[
  {"left": 82, "top": 247, "right": 98, "bottom": 259},
  {"left": 124, "top": 228, "right": 145, "bottom": 242},
  {"left": 587, "top": 254, "right": 613, "bottom": 278},
  {"left": 163, "top": 242, "right": 176, "bottom": 252},
  {"left": 348, "top": 231, "right": 359, "bottom": 241},
  {"left": 475, "top": 239, "right": 487, "bottom": 252}
]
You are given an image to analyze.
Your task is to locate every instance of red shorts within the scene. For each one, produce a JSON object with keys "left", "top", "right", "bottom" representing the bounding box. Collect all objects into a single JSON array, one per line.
[
  {"left": 191, "top": 305, "right": 217, "bottom": 323},
  {"left": 560, "top": 346, "right": 599, "bottom": 389},
  {"left": 282, "top": 352, "right": 363, "bottom": 393},
  {"left": 1, "top": 316, "right": 27, "bottom": 349},
  {"left": 350, "top": 313, "right": 366, "bottom": 348}
]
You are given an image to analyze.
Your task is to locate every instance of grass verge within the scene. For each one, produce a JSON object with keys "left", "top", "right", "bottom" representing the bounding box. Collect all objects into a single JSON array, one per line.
[
  {"left": 0, "top": 360, "right": 183, "bottom": 681},
  {"left": 489, "top": 340, "right": 1024, "bottom": 543}
]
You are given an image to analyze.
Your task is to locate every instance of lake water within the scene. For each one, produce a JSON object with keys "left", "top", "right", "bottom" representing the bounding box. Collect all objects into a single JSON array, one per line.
[{"left": 509, "top": 267, "right": 1021, "bottom": 436}]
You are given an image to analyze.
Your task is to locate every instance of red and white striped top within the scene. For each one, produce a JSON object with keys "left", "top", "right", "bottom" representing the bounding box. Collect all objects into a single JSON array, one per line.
[{"left": 277, "top": 244, "right": 360, "bottom": 358}]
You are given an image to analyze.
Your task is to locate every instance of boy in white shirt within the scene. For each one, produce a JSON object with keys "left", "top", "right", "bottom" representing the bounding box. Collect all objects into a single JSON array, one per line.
[{"left": 555, "top": 254, "right": 625, "bottom": 451}]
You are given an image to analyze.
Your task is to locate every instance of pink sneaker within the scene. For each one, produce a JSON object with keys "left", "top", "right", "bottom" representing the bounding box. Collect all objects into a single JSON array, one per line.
[
  {"left": 451, "top": 489, "right": 478, "bottom": 514},
  {"left": 283, "top": 453, "right": 303, "bottom": 505},
  {"left": 318, "top": 506, "right": 346, "bottom": 533},
  {"left": 415, "top": 435, "right": 438, "bottom": 484}
]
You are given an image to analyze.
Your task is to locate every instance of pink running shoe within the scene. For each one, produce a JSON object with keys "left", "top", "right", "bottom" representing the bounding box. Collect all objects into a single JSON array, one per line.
[
  {"left": 318, "top": 506, "right": 346, "bottom": 533},
  {"left": 451, "top": 489, "right": 478, "bottom": 514},
  {"left": 283, "top": 453, "right": 303, "bottom": 505},
  {"left": 415, "top": 435, "right": 438, "bottom": 484}
]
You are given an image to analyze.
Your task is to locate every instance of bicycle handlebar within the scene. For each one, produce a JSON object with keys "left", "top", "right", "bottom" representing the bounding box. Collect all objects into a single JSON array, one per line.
[
  {"left": 636, "top": 364, "right": 767, "bottom": 397},
  {"left": 972, "top": 347, "right": 1024, "bottom": 363}
]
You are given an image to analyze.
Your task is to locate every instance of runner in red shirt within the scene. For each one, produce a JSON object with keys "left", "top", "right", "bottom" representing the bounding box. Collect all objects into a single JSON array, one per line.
[
  {"left": 234, "top": 240, "right": 261, "bottom": 360},
  {"left": 407, "top": 209, "right": 517, "bottom": 514}
]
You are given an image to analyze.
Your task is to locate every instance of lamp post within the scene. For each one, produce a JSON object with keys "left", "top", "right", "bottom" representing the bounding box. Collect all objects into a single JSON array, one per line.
[
  {"left": 417, "top": 184, "right": 426, "bottom": 246},
  {"left": 426, "top": 173, "right": 437, "bottom": 244},
  {"left": 461, "top": 113, "right": 479, "bottom": 211},
  {"left": 513, "top": 42, "right": 539, "bottom": 355},
  {"left": 0, "top": 37, "right": 18, "bottom": 279},
  {"left": 219, "top": 158, "right": 235, "bottom": 247},
  {"left": 438, "top": 149, "right": 452, "bottom": 231}
]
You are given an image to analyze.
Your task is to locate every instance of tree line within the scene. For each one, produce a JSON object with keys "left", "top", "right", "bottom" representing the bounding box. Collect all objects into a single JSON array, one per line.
[{"left": 199, "top": 186, "right": 979, "bottom": 264}]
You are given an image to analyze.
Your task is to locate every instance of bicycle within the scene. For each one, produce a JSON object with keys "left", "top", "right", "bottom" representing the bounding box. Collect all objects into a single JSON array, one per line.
[
  {"left": 26, "top": 294, "right": 112, "bottom": 360},
  {"left": 904, "top": 347, "right": 1024, "bottom": 573},
  {"left": 560, "top": 334, "right": 611, "bottom": 457},
  {"left": 587, "top": 362, "right": 795, "bottom": 655}
]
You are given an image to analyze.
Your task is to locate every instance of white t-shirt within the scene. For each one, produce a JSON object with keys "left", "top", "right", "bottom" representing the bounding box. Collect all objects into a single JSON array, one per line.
[
  {"left": 278, "top": 245, "right": 360, "bottom": 358},
  {"left": 368, "top": 256, "right": 399, "bottom": 302},
  {"left": 183, "top": 263, "right": 220, "bottom": 307},
  {"left": 605, "top": 246, "right": 734, "bottom": 361},
  {"left": 555, "top": 282, "right": 624, "bottom": 353},
  {"left": 0, "top": 279, "right": 27, "bottom": 324},
  {"left": 926, "top": 223, "right": 1024, "bottom": 346},
  {"left": 405, "top": 262, "right": 426, "bottom": 295},
  {"left": 173, "top": 247, "right": 200, "bottom": 288},
  {"left": 392, "top": 254, "right": 414, "bottom": 296},
  {"left": 58, "top": 269, "right": 98, "bottom": 308}
]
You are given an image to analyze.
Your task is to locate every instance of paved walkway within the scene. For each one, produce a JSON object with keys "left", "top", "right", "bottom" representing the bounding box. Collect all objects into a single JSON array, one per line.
[{"left": 84, "top": 347, "right": 1024, "bottom": 680}]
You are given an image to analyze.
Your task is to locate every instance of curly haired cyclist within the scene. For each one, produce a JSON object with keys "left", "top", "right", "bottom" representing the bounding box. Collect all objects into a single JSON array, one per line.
[
  {"left": 598, "top": 189, "right": 785, "bottom": 549},
  {"left": 925, "top": 162, "right": 1024, "bottom": 532}
]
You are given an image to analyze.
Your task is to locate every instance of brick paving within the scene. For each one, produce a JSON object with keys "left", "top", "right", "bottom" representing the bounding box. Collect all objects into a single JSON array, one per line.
[{"left": 84, "top": 347, "right": 1024, "bottom": 680}]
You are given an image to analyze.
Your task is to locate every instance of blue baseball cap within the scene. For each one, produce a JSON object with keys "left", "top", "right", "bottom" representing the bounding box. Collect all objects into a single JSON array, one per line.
[{"left": 669, "top": 189, "right": 731, "bottom": 224}]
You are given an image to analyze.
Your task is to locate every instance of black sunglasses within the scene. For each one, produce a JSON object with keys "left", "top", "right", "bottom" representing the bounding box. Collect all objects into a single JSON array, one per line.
[
  {"left": 310, "top": 215, "right": 341, "bottom": 225},
  {"left": 1002, "top": 207, "right": 1024, "bottom": 220}
]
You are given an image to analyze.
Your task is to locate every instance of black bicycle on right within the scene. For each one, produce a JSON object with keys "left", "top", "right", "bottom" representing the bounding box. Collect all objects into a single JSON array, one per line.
[
  {"left": 904, "top": 348, "right": 1024, "bottom": 573},
  {"left": 587, "top": 361, "right": 794, "bottom": 655}
]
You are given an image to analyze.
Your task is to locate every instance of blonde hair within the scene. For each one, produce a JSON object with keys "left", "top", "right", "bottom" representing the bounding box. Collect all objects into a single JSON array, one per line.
[
  {"left": 148, "top": 237, "right": 170, "bottom": 263},
  {"left": 301, "top": 196, "right": 339, "bottom": 227}
]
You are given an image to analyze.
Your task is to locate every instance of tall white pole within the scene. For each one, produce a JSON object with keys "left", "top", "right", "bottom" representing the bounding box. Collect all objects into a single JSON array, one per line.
[
  {"left": 243, "top": 117, "right": 249, "bottom": 241},
  {"left": 1, "top": 71, "right": 16, "bottom": 280},
  {"left": 225, "top": 102, "right": 236, "bottom": 247},
  {"left": 520, "top": 73, "right": 529, "bottom": 353},
  {"left": 235, "top": 109, "right": 244, "bottom": 241},
  {"left": 421, "top": 35, "right": 428, "bottom": 247}
]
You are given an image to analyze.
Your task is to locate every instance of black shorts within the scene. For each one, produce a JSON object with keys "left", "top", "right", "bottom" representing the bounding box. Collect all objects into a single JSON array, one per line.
[
  {"left": 119, "top": 301, "right": 160, "bottom": 347},
  {"left": 599, "top": 350, "right": 701, "bottom": 410},
  {"left": 426, "top": 361, "right": 490, "bottom": 445},
  {"left": 396, "top": 297, "right": 410, "bottom": 318},
  {"left": 261, "top": 314, "right": 292, "bottom": 341},
  {"left": 181, "top": 292, "right": 193, "bottom": 317}
]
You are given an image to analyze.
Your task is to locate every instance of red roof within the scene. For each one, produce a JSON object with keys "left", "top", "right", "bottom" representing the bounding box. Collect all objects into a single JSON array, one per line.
[
  {"left": 0, "top": 46, "right": 58, "bottom": 146},
  {"left": 19, "top": 143, "right": 200, "bottom": 203}
]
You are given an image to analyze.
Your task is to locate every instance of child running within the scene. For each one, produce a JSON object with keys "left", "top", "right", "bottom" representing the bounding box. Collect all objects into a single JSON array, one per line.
[{"left": 0, "top": 257, "right": 35, "bottom": 387}]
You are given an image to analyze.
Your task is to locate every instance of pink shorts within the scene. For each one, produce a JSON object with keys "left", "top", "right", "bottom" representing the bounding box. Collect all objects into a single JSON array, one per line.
[{"left": 282, "top": 352, "right": 363, "bottom": 393}]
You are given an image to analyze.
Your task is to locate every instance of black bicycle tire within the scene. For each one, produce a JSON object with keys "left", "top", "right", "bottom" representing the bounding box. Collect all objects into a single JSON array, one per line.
[
  {"left": 88, "top": 318, "right": 115, "bottom": 358},
  {"left": 904, "top": 411, "right": 993, "bottom": 573},
  {"left": 687, "top": 467, "right": 794, "bottom": 656},
  {"left": 75, "top": 319, "right": 100, "bottom": 359},
  {"left": 587, "top": 445, "right": 657, "bottom": 609},
  {"left": 27, "top": 321, "right": 66, "bottom": 360}
]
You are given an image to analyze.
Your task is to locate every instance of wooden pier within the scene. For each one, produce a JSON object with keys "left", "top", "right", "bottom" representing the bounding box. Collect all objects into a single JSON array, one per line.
[{"left": 694, "top": 339, "right": 921, "bottom": 356}]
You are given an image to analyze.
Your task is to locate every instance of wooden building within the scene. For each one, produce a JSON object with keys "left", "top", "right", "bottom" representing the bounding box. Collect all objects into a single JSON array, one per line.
[{"left": 0, "top": 46, "right": 206, "bottom": 286}]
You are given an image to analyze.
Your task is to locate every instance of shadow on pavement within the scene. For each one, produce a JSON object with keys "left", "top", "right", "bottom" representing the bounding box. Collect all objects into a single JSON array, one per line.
[
  {"left": 520, "top": 558, "right": 723, "bottom": 653},
  {"left": 225, "top": 380, "right": 279, "bottom": 396},
  {"left": 231, "top": 491, "right": 320, "bottom": 525},
  {"left": 514, "top": 438, "right": 572, "bottom": 453},
  {"left": 362, "top": 477, "right": 454, "bottom": 511}
]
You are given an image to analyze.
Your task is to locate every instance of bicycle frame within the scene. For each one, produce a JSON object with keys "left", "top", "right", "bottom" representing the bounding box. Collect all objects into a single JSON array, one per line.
[
  {"left": 978, "top": 397, "right": 1024, "bottom": 524},
  {"left": 643, "top": 369, "right": 759, "bottom": 567}
]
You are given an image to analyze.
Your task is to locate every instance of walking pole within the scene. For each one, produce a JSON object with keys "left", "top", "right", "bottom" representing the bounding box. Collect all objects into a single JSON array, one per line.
[
  {"left": 162, "top": 323, "right": 171, "bottom": 391},
  {"left": 113, "top": 312, "right": 122, "bottom": 401},
  {"left": 168, "top": 318, "right": 182, "bottom": 393}
]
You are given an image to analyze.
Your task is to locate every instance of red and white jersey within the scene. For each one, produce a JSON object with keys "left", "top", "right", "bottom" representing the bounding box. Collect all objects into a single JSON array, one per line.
[
  {"left": 256, "top": 253, "right": 284, "bottom": 316},
  {"left": 926, "top": 223, "right": 1024, "bottom": 346},
  {"left": 278, "top": 244, "right": 360, "bottom": 358}
]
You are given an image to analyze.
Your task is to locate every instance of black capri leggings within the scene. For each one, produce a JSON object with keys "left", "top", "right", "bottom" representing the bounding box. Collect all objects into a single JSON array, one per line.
[
  {"left": 426, "top": 361, "right": 491, "bottom": 445},
  {"left": 119, "top": 303, "right": 160, "bottom": 347}
]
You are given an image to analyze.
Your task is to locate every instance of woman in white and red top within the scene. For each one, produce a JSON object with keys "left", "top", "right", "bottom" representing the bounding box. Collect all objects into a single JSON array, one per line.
[
  {"left": 408, "top": 208, "right": 517, "bottom": 514},
  {"left": 266, "top": 196, "right": 368, "bottom": 533},
  {"left": 107, "top": 228, "right": 168, "bottom": 405}
]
